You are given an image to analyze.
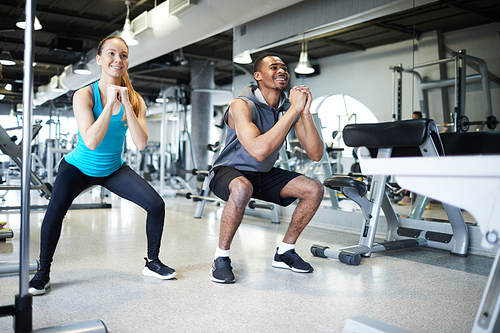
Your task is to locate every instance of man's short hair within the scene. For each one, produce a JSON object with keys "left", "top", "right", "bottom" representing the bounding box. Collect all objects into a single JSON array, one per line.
[
  {"left": 253, "top": 54, "right": 284, "bottom": 73},
  {"left": 413, "top": 111, "right": 423, "bottom": 119}
]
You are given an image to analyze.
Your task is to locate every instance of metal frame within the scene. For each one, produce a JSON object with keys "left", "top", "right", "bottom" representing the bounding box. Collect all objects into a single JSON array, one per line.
[
  {"left": 391, "top": 50, "right": 493, "bottom": 131},
  {"left": 313, "top": 121, "right": 469, "bottom": 264}
]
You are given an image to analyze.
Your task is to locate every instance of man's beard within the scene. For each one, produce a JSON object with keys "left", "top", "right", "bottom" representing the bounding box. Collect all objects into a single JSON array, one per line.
[{"left": 274, "top": 84, "right": 287, "bottom": 92}]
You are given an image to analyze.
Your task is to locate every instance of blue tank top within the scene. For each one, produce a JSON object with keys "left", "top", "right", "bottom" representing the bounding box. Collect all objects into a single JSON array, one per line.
[{"left": 65, "top": 81, "right": 128, "bottom": 177}]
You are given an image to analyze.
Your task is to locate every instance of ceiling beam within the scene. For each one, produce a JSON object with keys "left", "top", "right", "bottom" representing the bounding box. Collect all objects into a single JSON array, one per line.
[{"left": 441, "top": 0, "right": 500, "bottom": 23}]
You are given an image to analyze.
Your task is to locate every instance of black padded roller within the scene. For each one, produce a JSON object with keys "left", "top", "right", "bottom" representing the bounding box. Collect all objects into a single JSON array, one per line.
[{"left": 323, "top": 177, "right": 367, "bottom": 196}]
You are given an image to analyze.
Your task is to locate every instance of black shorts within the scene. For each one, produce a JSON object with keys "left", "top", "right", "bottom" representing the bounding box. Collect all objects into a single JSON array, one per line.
[{"left": 209, "top": 166, "right": 302, "bottom": 207}]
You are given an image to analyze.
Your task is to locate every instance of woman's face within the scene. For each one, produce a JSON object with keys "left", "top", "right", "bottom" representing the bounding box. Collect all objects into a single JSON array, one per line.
[{"left": 96, "top": 38, "right": 129, "bottom": 78}]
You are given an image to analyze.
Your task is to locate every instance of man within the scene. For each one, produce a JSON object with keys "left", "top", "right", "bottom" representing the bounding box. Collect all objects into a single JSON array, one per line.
[{"left": 208, "top": 54, "right": 325, "bottom": 283}]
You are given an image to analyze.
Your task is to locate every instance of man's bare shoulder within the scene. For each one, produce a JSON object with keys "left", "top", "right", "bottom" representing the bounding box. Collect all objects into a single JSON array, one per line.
[{"left": 229, "top": 98, "right": 252, "bottom": 116}]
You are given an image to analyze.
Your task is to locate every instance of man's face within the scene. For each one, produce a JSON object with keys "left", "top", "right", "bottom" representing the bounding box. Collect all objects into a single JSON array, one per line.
[
  {"left": 254, "top": 56, "right": 289, "bottom": 92},
  {"left": 0, "top": 63, "right": 3, "bottom": 79}
]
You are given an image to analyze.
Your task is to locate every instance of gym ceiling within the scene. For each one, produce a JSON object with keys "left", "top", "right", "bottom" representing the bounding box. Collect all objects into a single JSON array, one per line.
[{"left": 0, "top": 0, "right": 498, "bottom": 110}]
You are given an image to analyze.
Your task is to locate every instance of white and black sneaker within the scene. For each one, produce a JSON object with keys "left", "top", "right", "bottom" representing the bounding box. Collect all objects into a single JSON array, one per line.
[
  {"left": 29, "top": 270, "right": 51, "bottom": 296},
  {"left": 272, "top": 248, "right": 314, "bottom": 273},
  {"left": 142, "top": 257, "right": 177, "bottom": 280},
  {"left": 210, "top": 257, "right": 235, "bottom": 284}
]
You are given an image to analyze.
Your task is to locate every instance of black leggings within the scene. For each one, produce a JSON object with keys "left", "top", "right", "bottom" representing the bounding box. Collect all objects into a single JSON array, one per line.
[{"left": 38, "top": 159, "right": 165, "bottom": 272}]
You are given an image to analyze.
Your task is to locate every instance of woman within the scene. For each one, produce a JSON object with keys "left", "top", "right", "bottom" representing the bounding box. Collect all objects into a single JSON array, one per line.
[{"left": 29, "top": 36, "right": 176, "bottom": 296}]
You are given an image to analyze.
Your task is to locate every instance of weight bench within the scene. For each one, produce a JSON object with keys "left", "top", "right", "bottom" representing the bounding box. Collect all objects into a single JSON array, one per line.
[
  {"left": 351, "top": 134, "right": 500, "bottom": 333},
  {"left": 311, "top": 119, "right": 468, "bottom": 264}
]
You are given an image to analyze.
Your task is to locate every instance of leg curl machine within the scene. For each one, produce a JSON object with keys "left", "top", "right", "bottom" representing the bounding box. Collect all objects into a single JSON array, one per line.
[
  {"left": 347, "top": 138, "right": 500, "bottom": 333},
  {"left": 311, "top": 119, "right": 468, "bottom": 264}
]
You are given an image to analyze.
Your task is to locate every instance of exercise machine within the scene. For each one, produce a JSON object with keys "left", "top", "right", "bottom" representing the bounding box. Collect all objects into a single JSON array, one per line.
[
  {"left": 0, "top": 121, "right": 52, "bottom": 200},
  {"left": 390, "top": 49, "right": 493, "bottom": 130},
  {"left": 311, "top": 119, "right": 468, "bottom": 264},
  {"left": 347, "top": 139, "right": 500, "bottom": 332},
  {"left": 0, "top": 122, "right": 112, "bottom": 212}
]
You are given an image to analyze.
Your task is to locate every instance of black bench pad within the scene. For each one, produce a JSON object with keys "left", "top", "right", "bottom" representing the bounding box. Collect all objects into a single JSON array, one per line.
[{"left": 343, "top": 119, "right": 439, "bottom": 149}]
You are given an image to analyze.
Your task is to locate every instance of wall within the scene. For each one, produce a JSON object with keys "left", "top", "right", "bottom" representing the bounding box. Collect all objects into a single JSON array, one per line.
[
  {"left": 290, "top": 22, "right": 500, "bottom": 125},
  {"left": 232, "top": 22, "right": 500, "bottom": 127}
]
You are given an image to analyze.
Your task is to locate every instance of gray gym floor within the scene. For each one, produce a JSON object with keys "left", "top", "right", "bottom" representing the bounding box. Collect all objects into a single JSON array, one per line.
[{"left": 0, "top": 189, "right": 494, "bottom": 333}]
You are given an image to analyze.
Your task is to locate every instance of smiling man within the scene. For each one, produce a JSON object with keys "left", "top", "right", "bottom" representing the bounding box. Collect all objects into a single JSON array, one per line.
[{"left": 208, "top": 54, "right": 325, "bottom": 283}]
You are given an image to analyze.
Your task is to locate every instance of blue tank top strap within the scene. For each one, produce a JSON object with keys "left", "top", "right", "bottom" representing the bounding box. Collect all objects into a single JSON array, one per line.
[{"left": 89, "top": 81, "right": 98, "bottom": 110}]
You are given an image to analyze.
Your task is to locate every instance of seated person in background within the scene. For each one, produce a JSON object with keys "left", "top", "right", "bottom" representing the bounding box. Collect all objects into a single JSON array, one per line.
[
  {"left": 413, "top": 111, "right": 423, "bottom": 119},
  {"left": 208, "top": 54, "right": 325, "bottom": 284}
]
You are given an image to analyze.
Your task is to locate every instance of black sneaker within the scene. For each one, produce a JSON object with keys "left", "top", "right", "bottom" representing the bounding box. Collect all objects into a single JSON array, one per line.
[
  {"left": 29, "top": 270, "right": 50, "bottom": 296},
  {"left": 272, "top": 248, "right": 314, "bottom": 273},
  {"left": 210, "top": 257, "right": 235, "bottom": 284},
  {"left": 142, "top": 257, "right": 177, "bottom": 280}
]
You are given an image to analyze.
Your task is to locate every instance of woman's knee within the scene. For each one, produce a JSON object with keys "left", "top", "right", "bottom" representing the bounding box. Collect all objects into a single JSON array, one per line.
[
  {"left": 152, "top": 195, "right": 165, "bottom": 213},
  {"left": 144, "top": 194, "right": 165, "bottom": 217}
]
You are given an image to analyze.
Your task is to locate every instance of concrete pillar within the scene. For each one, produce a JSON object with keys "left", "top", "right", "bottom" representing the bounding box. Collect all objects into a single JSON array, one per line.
[{"left": 190, "top": 59, "right": 214, "bottom": 176}]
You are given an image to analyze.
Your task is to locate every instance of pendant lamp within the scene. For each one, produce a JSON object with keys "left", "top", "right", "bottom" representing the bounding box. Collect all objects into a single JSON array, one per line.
[
  {"left": 120, "top": 1, "right": 139, "bottom": 46},
  {"left": 294, "top": 40, "right": 315, "bottom": 75}
]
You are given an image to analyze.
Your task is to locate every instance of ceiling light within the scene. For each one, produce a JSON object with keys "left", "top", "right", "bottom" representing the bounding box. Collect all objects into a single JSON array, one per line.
[
  {"left": 0, "top": 94, "right": 5, "bottom": 100},
  {"left": 73, "top": 56, "right": 91, "bottom": 75},
  {"left": 0, "top": 45, "right": 16, "bottom": 66},
  {"left": 5, "top": 83, "right": 12, "bottom": 91},
  {"left": 294, "top": 40, "right": 315, "bottom": 75},
  {"left": 174, "top": 48, "right": 189, "bottom": 66},
  {"left": 119, "top": 1, "right": 139, "bottom": 46},
  {"left": 156, "top": 92, "right": 169, "bottom": 104},
  {"left": 234, "top": 50, "right": 252, "bottom": 64},
  {"left": 51, "top": 76, "right": 65, "bottom": 93},
  {"left": 16, "top": 12, "right": 43, "bottom": 30}
]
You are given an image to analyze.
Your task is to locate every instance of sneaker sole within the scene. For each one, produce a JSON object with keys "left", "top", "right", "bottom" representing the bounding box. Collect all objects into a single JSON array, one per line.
[
  {"left": 29, "top": 281, "right": 50, "bottom": 296},
  {"left": 210, "top": 268, "right": 235, "bottom": 284},
  {"left": 142, "top": 267, "right": 177, "bottom": 280},
  {"left": 272, "top": 260, "right": 313, "bottom": 273}
]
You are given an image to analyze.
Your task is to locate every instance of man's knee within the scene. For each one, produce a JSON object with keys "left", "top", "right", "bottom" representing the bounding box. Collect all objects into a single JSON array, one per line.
[
  {"left": 304, "top": 178, "right": 324, "bottom": 201},
  {"left": 228, "top": 177, "right": 253, "bottom": 203}
]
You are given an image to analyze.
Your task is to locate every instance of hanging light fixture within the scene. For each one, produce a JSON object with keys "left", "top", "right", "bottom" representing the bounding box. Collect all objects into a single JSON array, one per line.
[
  {"left": 119, "top": 1, "right": 139, "bottom": 46},
  {"left": 74, "top": 55, "right": 91, "bottom": 75},
  {"left": 234, "top": 50, "right": 253, "bottom": 64},
  {"left": 51, "top": 77, "right": 65, "bottom": 92},
  {"left": 294, "top": 40, "right": 315, "bottom": 75},
  {"left": 0, "top": 45, "right": 16, "bottom": 66},
  {"left": 16, "top": 12, "right": 43, "bottom": 30},
  {"left": 9, "top": 102, "right": 15, "bottom": 117},
  {"left": 52, "top": 78, "right": 65, "bottom": 92},
  {"left": 51, "top": 67, "right": 65, "bottom": 92}
]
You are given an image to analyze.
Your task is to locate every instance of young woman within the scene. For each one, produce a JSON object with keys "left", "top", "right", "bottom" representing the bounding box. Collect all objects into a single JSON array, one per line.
[{"left": 29, "top": 36, "right": 176, "bottom": 295}]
